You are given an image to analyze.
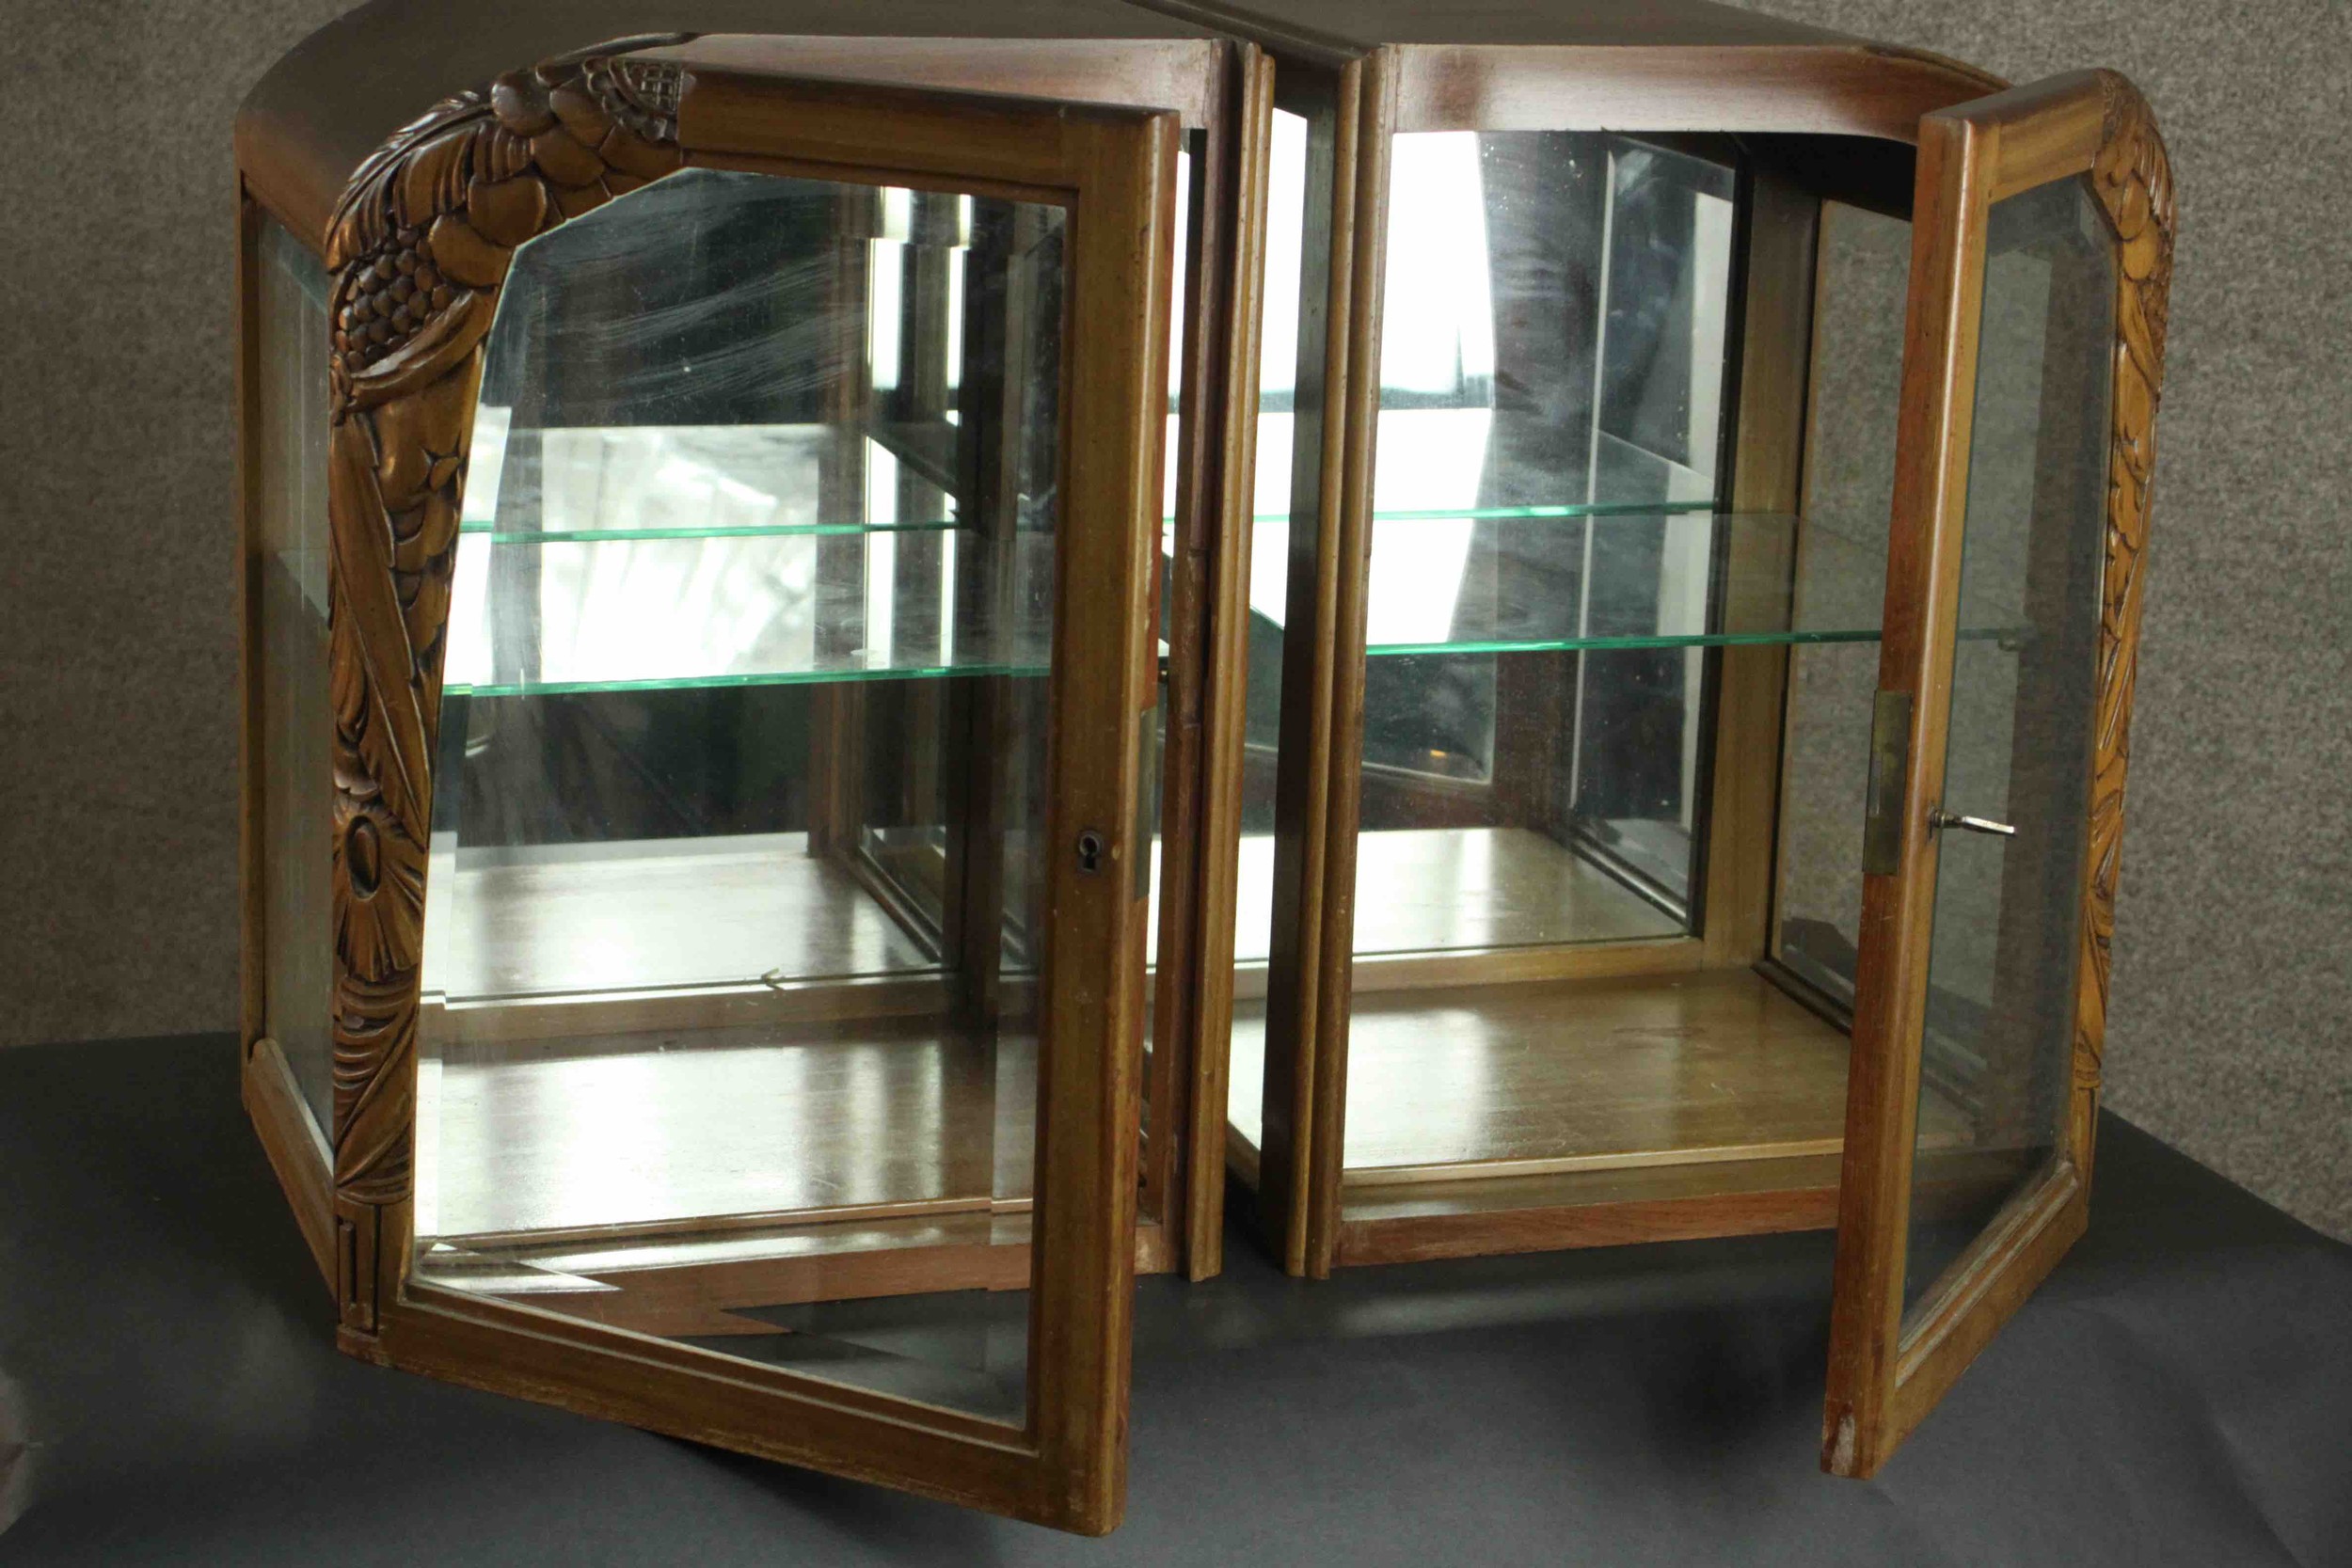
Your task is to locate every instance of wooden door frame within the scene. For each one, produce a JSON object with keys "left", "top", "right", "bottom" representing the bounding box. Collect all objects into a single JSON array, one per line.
[
  {"left": 1155, "top": 43, "right": 1278, "bottom": 1283},
  {"left": 245, "top": 38, "right": 1176, "bottom": 1532},
  {"left": 1822, "top": 69, "right": 2173, "bottom": 1480}
]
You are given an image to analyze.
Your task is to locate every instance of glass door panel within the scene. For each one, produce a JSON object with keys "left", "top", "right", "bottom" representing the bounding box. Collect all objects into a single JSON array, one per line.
[
  {"left": 413, "top": 166, "right": 1065, "bottom": 1426},
  {"left": 1904, "top": 177, "right": 2114, "bottom": 1309},
  {"left": 1774, "top": 200, "right": 1914, "bottom": 1010},
  {"left": 1825, "top": 71, "right": 2172, "bottom": 1478}
]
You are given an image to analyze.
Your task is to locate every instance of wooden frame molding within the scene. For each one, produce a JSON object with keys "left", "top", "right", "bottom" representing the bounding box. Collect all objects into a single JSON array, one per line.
[
  {"left": 1391, "top": 43, "right": 2003, "bottom": 137},
  {"left": 321, "top": 32, "right": 696, "bottom": 1339},
  {"left": 310, "top": 34, "right": 1177, "bottom": 1532},
  {"left": 1177, "top": 45, "right": 1279, "bottom": 1282},
  {"left": 1822, "top": 68, "right": 2173, "bottom": 1481}
]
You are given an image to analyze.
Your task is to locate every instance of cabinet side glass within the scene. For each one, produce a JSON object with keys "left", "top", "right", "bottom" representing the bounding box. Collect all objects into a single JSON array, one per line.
[{"left": 254, "top": 214, "right": 336, "bottom": 1133}]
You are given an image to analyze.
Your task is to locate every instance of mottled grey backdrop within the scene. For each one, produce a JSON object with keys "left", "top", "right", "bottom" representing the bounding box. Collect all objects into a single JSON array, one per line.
[{"left": 2, "top": 1, "right": 2344, "bottom": 1239}]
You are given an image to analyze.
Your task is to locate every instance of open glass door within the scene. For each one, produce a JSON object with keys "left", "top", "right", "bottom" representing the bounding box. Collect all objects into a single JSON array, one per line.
[
  {"left": 320, "top": 42, "right": 1174, "bottom": 1534},
  {"left": 1822, "top": 71, "right": 2172, "bottom": 1477}
]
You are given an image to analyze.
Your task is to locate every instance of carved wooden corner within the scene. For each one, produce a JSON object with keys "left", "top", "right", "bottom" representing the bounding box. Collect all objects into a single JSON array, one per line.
[
  {"left": 2071, "top": 70, "right": 2173, "bottom": 1177},
  {"left": 322, "top": 36, "right": 690, "bottom": 1338}
]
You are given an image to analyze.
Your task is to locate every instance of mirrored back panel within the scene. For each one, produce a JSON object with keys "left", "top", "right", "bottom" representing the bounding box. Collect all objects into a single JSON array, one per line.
[{"left": 1351, "top": 132, "right": 1740, "bottom": 960}]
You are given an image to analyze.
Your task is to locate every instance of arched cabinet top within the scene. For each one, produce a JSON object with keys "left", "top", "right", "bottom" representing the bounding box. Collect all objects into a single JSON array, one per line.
[{"left": 237, "top": 0, "right": 1227, "bottom": 247}]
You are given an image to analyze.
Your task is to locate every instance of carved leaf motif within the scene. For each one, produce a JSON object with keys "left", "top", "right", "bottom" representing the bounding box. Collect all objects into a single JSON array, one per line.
[
  {"left": 467, "top": 174, "right": 548, "bottom": 249},
  {"left": 320, "top": 36, "right": 691, "bottom": 1327},
  {"left": 327, "top": 414, "right": 430, "bottom": 837},
  {"left": 424, "top": 212, "right": 511, "bottom": 289},
  {"left": 2070, "top": 71, "right": 2174, "bottom": 1160},
  {"left": 333, "top": 966, "right": 421, "bottom": 1202},
  {"left": 530, "top": 126, "right": 610, "bottom": 188},
  {"left": 550, "top": 81, "right": 619, "bottom": 149}
]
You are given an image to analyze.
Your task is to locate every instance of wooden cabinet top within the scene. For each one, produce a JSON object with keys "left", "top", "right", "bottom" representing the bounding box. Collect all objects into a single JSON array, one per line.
[
  {"left": 237, "top": 0, "right": 1227, "bottom": 247},
  {"left": 1131, "top": 0, "right": 1857, "bottom": 55}
]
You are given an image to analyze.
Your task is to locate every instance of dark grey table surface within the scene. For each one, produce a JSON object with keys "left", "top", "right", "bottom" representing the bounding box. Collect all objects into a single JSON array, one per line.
[{"left": 1, "top": 1033, "right": 2345, "bottom": 1565}]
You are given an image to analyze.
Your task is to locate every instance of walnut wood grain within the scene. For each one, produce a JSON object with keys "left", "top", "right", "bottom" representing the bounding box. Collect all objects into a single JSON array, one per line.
[
  {"left": 1181, "top": 47, "right": 1278, "bottom": 1283},
  {"left": 1139, "top": 43, "right": 1244, "bottom": 1273},
  {"left": 1821, "top": 69, "right": 2173, "bottom": 1481},
  {"left": 1392, "top": 44, "right": 2001, "bottom": 137},
  {"left": 1228, "top": 969, "right": 1971, "bottom": 1180}
]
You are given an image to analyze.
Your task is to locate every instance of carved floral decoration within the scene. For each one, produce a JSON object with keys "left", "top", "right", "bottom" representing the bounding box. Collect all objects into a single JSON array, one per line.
[
  {"left": 2072, "top": 71, "right": 2174, "bottom": 1156},
  {"left": 322, "top": 38, "right": 689, "bottom": 1226}
]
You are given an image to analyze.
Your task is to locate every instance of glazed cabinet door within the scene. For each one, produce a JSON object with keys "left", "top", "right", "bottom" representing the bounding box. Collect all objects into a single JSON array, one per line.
[
  {"left": 1822, "top": 71, "right": 2172, "bottom": 1477},
  {"left": 313, "top": 40, "right": 1175, "bottom": 1533}
]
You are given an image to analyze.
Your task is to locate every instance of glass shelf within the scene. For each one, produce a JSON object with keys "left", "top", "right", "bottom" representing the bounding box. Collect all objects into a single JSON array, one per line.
[
  {"left": 1282, "top": 507, "right": 2035, "bottom": 658},
  {"left": 1367, "top": 626, "right": 1883, "bottom": 657},
  {"left": 459, "top": 519, "right": 964, "bottom": 545},
  {"left": 459, "top": 417, "right": 968, "bottom": 544},
  {"left": 1350, "top": 499, "right": 1719, "bottom": 525},
  {"left": 1225, "top": 509, "right": 2018, "bottom": 659},
  {"left": 443, "top": 529, "right": 1052, "bottom": 698},
  {"left": 455, "top": 416, "right": 1729, "bottom": 552}
]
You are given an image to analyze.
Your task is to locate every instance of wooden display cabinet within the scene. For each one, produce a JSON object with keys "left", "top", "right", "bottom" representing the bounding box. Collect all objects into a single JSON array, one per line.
[
  {"left": 236, "top": 0, "right": 2175, "bottom": 1536},
  {"left": 1154, "top": 0, "right": 2174, "bottom": 1481},
  {"left": 236, "top": 4, "right": 1270, "bottom": 1532}
]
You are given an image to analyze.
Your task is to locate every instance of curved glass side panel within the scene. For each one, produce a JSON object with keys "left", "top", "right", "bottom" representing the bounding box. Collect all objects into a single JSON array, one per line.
[
  {"left": 411, "top": 168, "right": 1068, "bottom": 1424},
  {"left": 254, "top": 215, "right": 336, "bottom": 1131}
]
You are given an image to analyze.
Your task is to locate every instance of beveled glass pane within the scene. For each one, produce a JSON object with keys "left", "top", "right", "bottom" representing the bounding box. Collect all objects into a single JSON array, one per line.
[
  {"left": 1903, "top": 177, "right": 2114, "bottom": 1319},
  {"left": 412, "top": 167, "right": 1071, "bottom": 1424},
  {"left": 1776, "top": 200, "right": 1915, "bottom": 1007},
  {"left": 1349, "top": 131, "right": 1738, "bottom": 957},
  {"left": 253, "top": 215, "right": 335, "bottom": 1132}
]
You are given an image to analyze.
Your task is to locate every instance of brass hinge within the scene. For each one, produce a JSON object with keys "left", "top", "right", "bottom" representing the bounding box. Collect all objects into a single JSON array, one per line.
[{"left": 1862, "top": 689, "right": 1912, "bottom": 878}]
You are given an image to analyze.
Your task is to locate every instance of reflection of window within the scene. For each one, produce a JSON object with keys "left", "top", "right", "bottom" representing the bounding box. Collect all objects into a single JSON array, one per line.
[
  {"left": 868, "top": 237, "right": 904, "bottom": 392},
  {"left": 1381, "top": 133, "right": 1495, "bottom": 401},
  {"left": 1258, "top": 112, "right": 1309, "bottom": 409}
]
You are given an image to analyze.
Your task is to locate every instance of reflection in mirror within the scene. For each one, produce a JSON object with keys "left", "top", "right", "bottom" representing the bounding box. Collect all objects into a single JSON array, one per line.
[
  {"left": 411, "top": 168, "right": 1074, "bottom": 1423},
  {"left": 1352, "top": 132, "right": 1738, "bottom": 960},
  {"left": 1903, "top": 176, "right": 2114, "bottom": 1320}
]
